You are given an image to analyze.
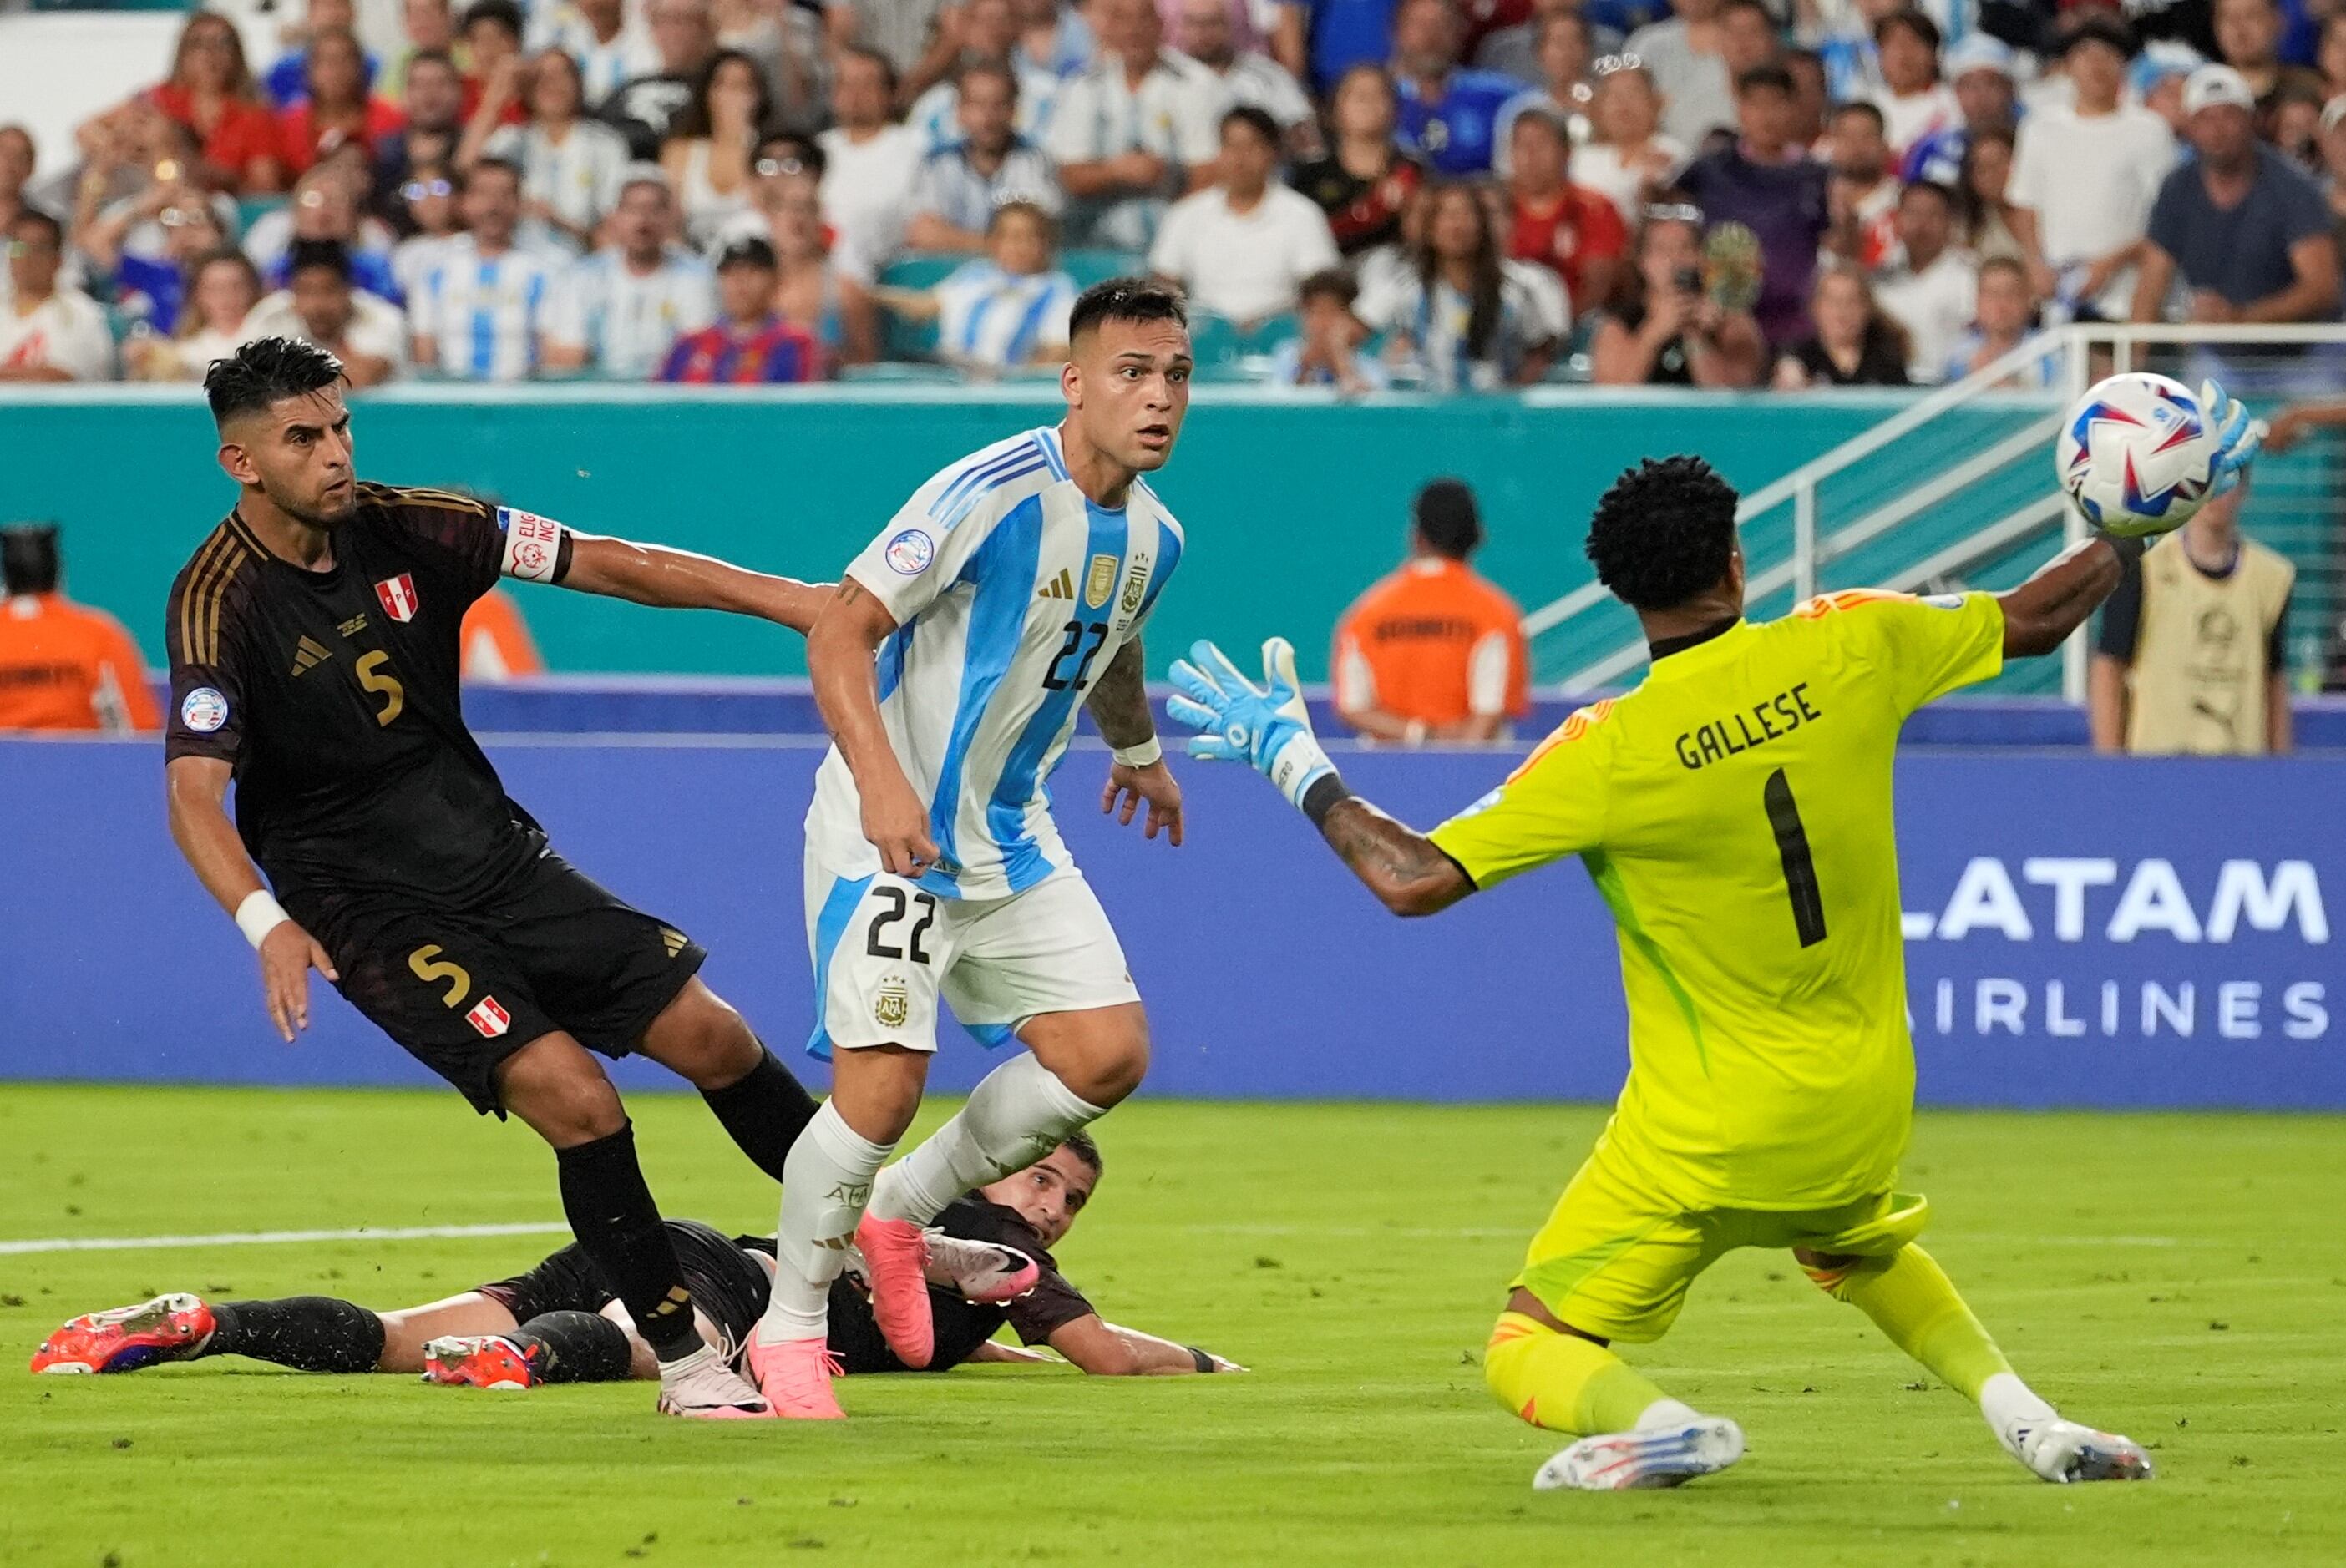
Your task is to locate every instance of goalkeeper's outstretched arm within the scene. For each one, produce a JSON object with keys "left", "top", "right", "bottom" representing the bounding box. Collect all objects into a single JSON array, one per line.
[{"left": 1305, "top": 785, "right": 1475, "bottom": 918}]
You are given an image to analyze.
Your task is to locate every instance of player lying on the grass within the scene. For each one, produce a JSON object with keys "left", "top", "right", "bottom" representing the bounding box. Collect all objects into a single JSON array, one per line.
[
  {"left": 33, "top": 1138, "right": 1243, "bottom": 1383},
  {"left": 161, "top": 337, "right": 834, "bottom": 1420},
  {"left": 1165, "top": 401, "right": 2262, "bottom": 1490}
]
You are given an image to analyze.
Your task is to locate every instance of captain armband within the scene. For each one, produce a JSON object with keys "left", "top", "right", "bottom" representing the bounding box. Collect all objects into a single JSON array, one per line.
[{"left": 495, "top": 507, "right": 573, "bottom": 584}]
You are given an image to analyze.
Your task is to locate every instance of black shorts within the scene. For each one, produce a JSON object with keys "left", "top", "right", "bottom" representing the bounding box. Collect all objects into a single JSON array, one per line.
[
  {"left": 303, "top": 852, "right": 707, "bottom": 1115},
  {"left": 479, "top": 1220, "right": 770, "bottom": 1348}
]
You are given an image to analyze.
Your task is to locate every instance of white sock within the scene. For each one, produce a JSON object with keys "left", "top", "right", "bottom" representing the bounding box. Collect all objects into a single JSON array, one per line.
[
  {"left": 1979, "top": 1371, "right": 2058, "bottom": 1445},
  {"left": 868, "top": 1053, "right": 1105, "bottom": 1227},
  {"left": 755, "top": 1101, "right": 892, "bottom": 1344},
  {"left": 1634, "top": 1398, "right": 1700, "bottom": 1431}
]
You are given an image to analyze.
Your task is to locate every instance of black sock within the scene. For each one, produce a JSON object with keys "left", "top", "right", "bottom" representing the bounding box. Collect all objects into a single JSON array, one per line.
[
  {"left": 509, "top": 1309, "right": 636, "bottom": 1383},
  {"left": 204, "top": 1297, "right": 386, "bottom": 1373},
  {"left": 699, "top": 1044, "right": 821, "bottom": 1184},
  {"left": 553, "top": 1122, "right": 706, "bottom": 1363}
]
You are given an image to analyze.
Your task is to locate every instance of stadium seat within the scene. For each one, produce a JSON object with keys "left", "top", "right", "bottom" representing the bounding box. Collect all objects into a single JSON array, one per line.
[{"left": 1061, "top": 249, "right": 1145, "bottom": 289}]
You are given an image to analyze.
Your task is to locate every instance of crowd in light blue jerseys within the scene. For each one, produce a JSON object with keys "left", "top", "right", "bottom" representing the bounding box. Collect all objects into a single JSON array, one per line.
[{"left": 13, "top": 0, "right": 2338, "bottom": 396}]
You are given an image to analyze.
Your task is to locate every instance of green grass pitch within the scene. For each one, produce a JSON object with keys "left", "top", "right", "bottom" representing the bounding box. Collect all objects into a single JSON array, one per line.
[{"left": 3, "top": 1085, "right": 2343, "bottom": 1566}]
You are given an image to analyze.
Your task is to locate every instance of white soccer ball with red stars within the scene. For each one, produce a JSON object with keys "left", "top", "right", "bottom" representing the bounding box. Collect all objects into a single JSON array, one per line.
[{"left": 2055, "top": 372, "right": 2217, "bottom": 538}]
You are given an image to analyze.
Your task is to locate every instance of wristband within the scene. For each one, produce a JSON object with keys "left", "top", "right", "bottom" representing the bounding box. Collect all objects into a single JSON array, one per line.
[
  {"left": 1112, "top": 735, "right": 1163, "bottom": 769},
  {"left": 1267, "top": 731, "right": 1335, "bottom": 812},
  {"left": 1188, "top": 1346, "right": 1215, "bottom": 1373},
  {"left": 1300, "top": 771, "right": 1354, "bottom": 828},
  {"left": 235, "top": 889, "right": 291, "bottom": 949}
]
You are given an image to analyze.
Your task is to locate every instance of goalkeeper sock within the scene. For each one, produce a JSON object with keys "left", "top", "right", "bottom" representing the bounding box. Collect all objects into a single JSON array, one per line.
[
  {"left": 757, "top": 1100, "right": 892, "bottom": 1343},
  {"left": 509, "top": 1310, "right": 636, "bottom": 1384},
  {"left": 868, "top": 1054, "right": 1104, "bottom": 1227},
  {"left": 1809, "top": 1244, "right": 2052, "bottom": 1435},
  {"left": 204, "top": 1297, "right": 385, "bottom": 1373},
  {"left": 1483, "top": 1313, "right": 1692, "bottom": 1436},
  {"left": 698, "top": 1044, "right": 821, "bottom": 1185}
]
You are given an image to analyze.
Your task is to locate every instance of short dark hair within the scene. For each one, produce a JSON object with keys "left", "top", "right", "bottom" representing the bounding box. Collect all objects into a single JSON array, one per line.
[
  {"left": 1899, "top": 178, "right": 1956, "bottom": 211},
  {"left": 286, "top": 237, "right": 352, "bottom": 281},
  {"left": 839, "top": 43, "right": 898, "bottom": 94},
  {"left": 987, "top": 198, "right": 1056, "bottom": 244},
  {"left": 1584, "top": 456, "right": 1740, "bottom": 611},
  {"left": 1297, "top": 266, "right": 1358, "bottom": 309},
  {"left": 460, "top": 155, "right": 522, "bottom": 195},
  {"left": 1510, "top": 104, "right": 1572, "bottom": 149},
  {"left": 715, "top": 234, "right": 778, "bottom": 271},
  {"left": 958, "top": 58, "right": 1017, "bottom": 99},
  {"left": 1735, "top": 63, "right": 1795, "bottom": 96},
  {"left": 1831, "top": 99, "right": 1886, "bottom": 134},
  {"left": 2058, "top": 13, "right": 2137, "bottom": 58},
  {"left": 1872, "top": 6, "right": 1941, "bottom": 51},
  {"left": 407, "top": 47, "right": 459, "bottom": 77},
  {"left": 204, "top": 336, "right": 345, "bottom": 427},
  {"left": 1, "top": 524, "right": 61, "bottom": 597},
  {"left": 459, "top": 0, "right": 523, "bottom": 41},
  {"left": 1060, "top": 1129, "right": 1103, "bottom": 1179},
  {"left": 1067, "top": 276, "right": 1188, "bottom": 341},
  {"left": 1413, "top": 478, "right": 1483, "bottom": 559},
  {"left": 1220, "top": 104, "right": 1281, "bottom": 147}
]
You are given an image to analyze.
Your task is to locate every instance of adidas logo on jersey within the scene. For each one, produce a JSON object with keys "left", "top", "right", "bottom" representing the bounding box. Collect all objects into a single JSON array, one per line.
[
  {"left": 291, "top": 635, "right": 334, "bottom": 676},
  {"left": 1036, "top": 568, "right": 1077, "bottom": 600}
]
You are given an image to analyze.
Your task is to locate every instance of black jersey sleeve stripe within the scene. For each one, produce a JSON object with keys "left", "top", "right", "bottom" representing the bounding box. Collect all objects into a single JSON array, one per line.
[{"left": 177, "top": 531, "right": 235, "bottom": 665}]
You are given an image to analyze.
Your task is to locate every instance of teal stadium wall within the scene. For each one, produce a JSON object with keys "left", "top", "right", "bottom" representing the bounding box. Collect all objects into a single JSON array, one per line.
[{"left": 1, "top": 386, "right": 1957, "bottom": 684}]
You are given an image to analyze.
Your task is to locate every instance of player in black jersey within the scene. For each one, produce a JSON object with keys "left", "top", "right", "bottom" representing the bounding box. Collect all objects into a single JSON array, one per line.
[
  {"left": 33, "top": 1139, "right": 1245, "bottom": 1383},
  {"left": 160, "top": 337, "right": 828, "bottom": 1419}
]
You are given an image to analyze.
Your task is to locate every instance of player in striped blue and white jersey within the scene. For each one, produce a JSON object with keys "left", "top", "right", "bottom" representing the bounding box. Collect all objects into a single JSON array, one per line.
[
  {"left": 408, "top": 159, "right": 560, "bottom": 382},
  {"left": 749, "top": 279, "right": 1193, "bottom": 1419}
]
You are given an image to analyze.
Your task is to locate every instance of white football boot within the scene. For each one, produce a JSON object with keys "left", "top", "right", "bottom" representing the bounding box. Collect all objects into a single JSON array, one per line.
[
  {"left": 1533, "top": 1415, "right": 1747, "bottom": 1491},
  {"left": 2003, "top": 1417, "right": 2155, "bottom": 1484}
]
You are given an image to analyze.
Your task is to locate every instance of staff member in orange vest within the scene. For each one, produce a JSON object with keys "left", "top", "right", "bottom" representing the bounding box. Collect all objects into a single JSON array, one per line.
[
  {"left": 1331, "top": 478, "right": 1529, "bottom": 743},
  {"left": 0, "top": 524, "right": 162, "bottom": 732},
  {"left": 459, "top": 585, "right": 547, "bottom": 679}
]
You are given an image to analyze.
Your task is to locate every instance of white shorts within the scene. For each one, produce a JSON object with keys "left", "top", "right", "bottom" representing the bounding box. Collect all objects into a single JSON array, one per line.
[{"left": 802, "top": 861, "right": 1139, "bottom": 1057}]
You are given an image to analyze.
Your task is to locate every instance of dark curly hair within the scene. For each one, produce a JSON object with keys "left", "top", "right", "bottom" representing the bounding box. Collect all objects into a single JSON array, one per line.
[
  {"left": 205, "top": 336, "right": 344, "bottom": 427},
  {"left": 1068, "top": 277, "right": 1188, "bottom": 341},
  {"left": 1584, "top": 455, "right": 1740, "bottom": 611}
]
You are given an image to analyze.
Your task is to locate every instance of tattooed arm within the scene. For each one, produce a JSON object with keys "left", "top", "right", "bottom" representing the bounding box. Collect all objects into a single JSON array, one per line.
[
  {"left": 1089, "top": 638, "right": 1184, "bottom": 845},
  {"left": 1303, "top": 780, "right": 1476, "bottom": 918}
]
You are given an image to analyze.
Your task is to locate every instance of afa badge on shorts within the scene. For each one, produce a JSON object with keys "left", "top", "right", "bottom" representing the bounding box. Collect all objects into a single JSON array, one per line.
[
  {"left": 874, "top": 977, "right": 911, "bottom": 1029},
  {"left": 1085, "top": 553, "right": 1118, "bottom": 609}
]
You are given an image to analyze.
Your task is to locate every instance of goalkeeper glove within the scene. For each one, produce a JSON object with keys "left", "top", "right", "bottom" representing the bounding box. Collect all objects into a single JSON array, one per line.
[
  {"left": 1165, "top": 637, "right": 1335, "bottom": 812},
  {"left": 2200, "top": 377, "right": 2265, "bottom": 497}
]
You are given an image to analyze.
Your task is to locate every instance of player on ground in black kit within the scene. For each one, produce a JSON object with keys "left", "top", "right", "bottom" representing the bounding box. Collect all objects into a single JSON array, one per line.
[{"left": 160, "top": 336, "right": 825, "bottom": 1419}]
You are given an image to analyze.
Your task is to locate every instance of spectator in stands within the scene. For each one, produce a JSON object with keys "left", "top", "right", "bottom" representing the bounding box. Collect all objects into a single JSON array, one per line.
[
  {"left": 764, "top": 178, "right": 878, "bottom": 362},
  {"left": 1589, "top": 199, "right": 1765, "bottom": 385},
  {"left": 877, "top": 200, "right": 1079, "bottom": 373},
  {"left": 1491, "top": 12, "right": 1596, "bottom": 177},
  {"left": 0, "top": 526, "right": 159, "bottom": 734},
  {"left": 2214, "top": 0, "right": 2322, "bottom": 104},
  {"left": 1360, "top": 179, "right": 1568, "bottom": 389},
  {"left": 246, "top": 238, "right": 408, "bottom": 385},
  {"left": 1772, "top": 260, "right": 1908, "bottom": 386},
  {"left": 2132, "top": 64, "right": 2341, "bottom": 328},
  {"left": 823, "top": 0, "right": 962, "bottom": 104},
  {"left": 1150, "top": 107, "right": 1340, "bottom": 327},
  {"left": 0, "top": 127, "right": 33, "bottom": 254},
  {"left": 908, "top": 0, "right": 1064, "bottom": 152},
  {"left": 1272, "top": 0, "right": 1400, "bottom": 97},
  {"left": 1290, "top": 63, "right": 1427, "bottom": 256},
  {"left": 2134, "top": 42, "right": 2205, "bottom": 135},
  {"left": 78, "top": 181, "right": 229, "bottom": 337},
  {"left": 2271, "top": 77, "right": 2328, "bottom": 172},
  {"left": 127, "top": 247, "right": 261, "bottom": 382},
  {"left": 467, "top": 49, "right": 634, "bottom": 255},
  {"left": 1503, "top": 108, "right": 1627, "bottom": 315},
  {"left": 657, "top": 50, "right": 772, "bottom": 248},
  {"left": 1871, "top": 180, "right": 1974, "bottom": 381},
  {"left": 1807, "top": 0, "right": 1893, "bottom": 104},
  {"left": 459, "top": 1, "right": 532, "bottom": 129},
  {"left": 2009, "top": 18, "right": 2176, "bottom": 323},
  {"left": 712, "top": 0, "right": 828, "bottom": 134},
  {"left": 146, "top": 12, "right": 286, "bottom": 195},
  {"left": 656, "top": 234, "right": 827, "bottom": 380},
  {"left": 1330, "top": 478, "right": 1527, "bottom": 745},
  {"left": 386, "top": 0, "right": 461, "bottom": 104},
  {"left": 1679, "top": 64, "right": 1831, "bottom": 347},
  {"left": 1717, "top": 0, "right": 1784, "bottom": 92},
  {"left": 1626, "top": 0, "right": 1735, "bottom": 148},
  {"left": 1388, "top": 0, "right": 1522, "bottom": 176},
  {"left": 1826, "top": 100, "right": 1898, "bottom": 270},
  {"left": 1958, "top": 126, "right": 2023, "bottom": 265},
  {"left": 1049, "top": 0, "right": 1228, "bottom": 250},
  {"left": 545, "top": 169, "right": 717, "bottom": 376},
  {"left": 2319, "top": 95, "right": 2346, "bottom": 242},
  {"left": 2090, "top": 482, "right": 2296, "bottom": 755},
  {"left": 248, "top": 157, "right": 404, "bottom": 301},
  {"left": 278, "top": 30, "right": 406, "bottom": 182},
  {"left": 1867, "top": 9, "right": 1958, "bottom": 164},
  {"left": 1178, "top": 0, "right": 1319, "bottom": 155},
  {"left": 904, "top": 63, "right": 1062, "bottom": 253},
  {"left": 265, "top": 0, "right": 380, "bottom": 110},
  {"left": 373, "top": 51, "right": 468, "bottom": 228},
  {"left": 391, "top": 163, "right": 462, "bottom": 300},
  {"left": 1944, "top": 254, "right": 2057, "bottom": 386},
  {"left": 409, "top": 157, "right": 559, "bottom": 377},
  {"left": 1269, "top": 266, "right": 1388, "bottom": 391},
  {"left": 1943, "top": 35, "right": 2019, "bottom": 142},
  {"left": 0, "top": 212, "right": 114, "bottom": 382},
  {"left": 1482, "top": 0, "right": 1618, "bottom": 88},
  {"left": 818, "top": 47, "right": 926, "bottom": 278},
  {"left": 603, "top": 0, "right": 720, "bottom": 159},
  {"left": 1570, "top": 63, "right": 1684, "bottom": 225},
  {"left": 527, "top": 0, "right": 659, "bottom": 106}
]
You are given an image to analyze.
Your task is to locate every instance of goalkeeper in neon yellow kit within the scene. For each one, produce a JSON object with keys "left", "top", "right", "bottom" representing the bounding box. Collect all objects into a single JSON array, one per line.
[{"left": 1164, "top": 418, "right": 2258, "bottom": 1490}]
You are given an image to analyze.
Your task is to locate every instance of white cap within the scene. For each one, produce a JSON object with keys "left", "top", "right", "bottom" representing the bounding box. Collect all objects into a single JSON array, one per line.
[
  {"left": 2323, "top": 94, "right": 2346, "bottom": 134},
  {"left": 1943, "top": 35, "right": 2016, "bottom": 81},
  {"left": 2182, "top": 64, "right": 2257, "bottom": 116}
]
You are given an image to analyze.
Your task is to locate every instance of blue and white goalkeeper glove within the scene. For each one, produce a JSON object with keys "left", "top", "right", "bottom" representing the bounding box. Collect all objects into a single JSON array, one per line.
[
  {"left": 1165, "top": 637, "right": 1335, "bottom": 811},
  {"left": 2201, "top": 378, "right": 2264, "bottom": 497}
]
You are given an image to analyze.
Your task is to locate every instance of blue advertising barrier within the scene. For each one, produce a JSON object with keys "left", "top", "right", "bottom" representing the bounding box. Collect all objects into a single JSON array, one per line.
[{"left": 2, "top": 736, "right": 2338, "bottom": 1107}]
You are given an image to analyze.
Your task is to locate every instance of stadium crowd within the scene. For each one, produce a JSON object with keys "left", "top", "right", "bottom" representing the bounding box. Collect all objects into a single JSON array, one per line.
[{"left": 1, "top": 0, "right": 2342, "bottom": 387}]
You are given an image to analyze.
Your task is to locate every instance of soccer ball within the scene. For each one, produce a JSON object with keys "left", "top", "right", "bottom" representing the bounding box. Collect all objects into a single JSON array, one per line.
[{"left": 2055, "top": 372, "right": 2217, "bottom": 538}]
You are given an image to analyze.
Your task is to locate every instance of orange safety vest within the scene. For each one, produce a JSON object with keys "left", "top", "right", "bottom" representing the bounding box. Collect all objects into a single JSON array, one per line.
[{"left": 0, "top": 593, "right": 161, "bottom": 732}]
